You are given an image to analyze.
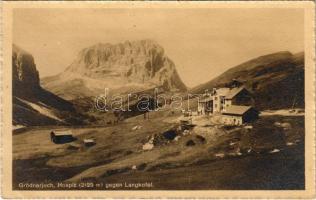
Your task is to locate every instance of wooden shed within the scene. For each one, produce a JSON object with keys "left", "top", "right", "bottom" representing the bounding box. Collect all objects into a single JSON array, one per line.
[{"left": 50, "top": 130, "right": 74, "bottom": 144}]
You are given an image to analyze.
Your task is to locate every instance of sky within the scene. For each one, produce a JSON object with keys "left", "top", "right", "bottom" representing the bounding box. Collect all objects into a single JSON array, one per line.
[{"left": 13, "top": 8, "right": 304, "bottom": 87}]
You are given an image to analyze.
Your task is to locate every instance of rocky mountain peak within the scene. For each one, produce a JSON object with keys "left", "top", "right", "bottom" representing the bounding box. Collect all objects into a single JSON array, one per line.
[
  {"left": 56, "top": 39, "right": 186, "bottom": 94},
  {"left": 12, "top": 44, "right": 40, "bottom": 95},
  {"left": 66, "top": 39, "right": 165, "bottom": 75}
]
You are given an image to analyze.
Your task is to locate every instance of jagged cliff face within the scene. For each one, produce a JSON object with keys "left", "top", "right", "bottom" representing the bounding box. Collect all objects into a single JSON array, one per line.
[
  {"left": 12, "top": 44, "right": 88, "bottom": 127},
  {"left": 42, "top": 40, "right": 186, "bottom": 100},
  {"left": 12, "top": 44, "right": 40, "bottom": 95}
]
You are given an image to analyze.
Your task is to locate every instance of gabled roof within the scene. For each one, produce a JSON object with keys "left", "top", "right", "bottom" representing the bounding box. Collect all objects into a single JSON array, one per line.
[
  {"left": 222, "top": 105, "right": 253, "bottom": 115},
  {"left": 214, "top": 88, "right": 230, "bottom": 96},
  {"left": 225, "top": 87, "right": 247, "bottom": 99},
  {"left": 52, "top": 130, "right": 73, "bottom": 136}
]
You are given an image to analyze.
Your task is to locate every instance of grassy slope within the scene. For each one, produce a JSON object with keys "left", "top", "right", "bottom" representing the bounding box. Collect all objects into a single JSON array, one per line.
[{"left": 13, "top": 105, "right": 304, "bottom": 189}]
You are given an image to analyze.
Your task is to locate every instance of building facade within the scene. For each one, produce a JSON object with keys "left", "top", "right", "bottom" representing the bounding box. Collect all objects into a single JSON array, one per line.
[
  {"left": 198, "top": 96, "right": 213, "bottom": 115},
  {"left": 212, "top": 88, "right": 231, "bottom": 113},
  {"left": 222, "top": 105, "right": 259, "bottom": 125}
]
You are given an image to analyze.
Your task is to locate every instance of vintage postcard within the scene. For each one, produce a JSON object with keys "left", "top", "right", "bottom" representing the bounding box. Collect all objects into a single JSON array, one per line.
[{"left": 1, "top": 1, "right": 315, "bottom": 199}]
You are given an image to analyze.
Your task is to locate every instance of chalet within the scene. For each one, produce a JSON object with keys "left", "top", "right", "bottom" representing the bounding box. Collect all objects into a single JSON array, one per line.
[
  {"left": 50, "top": 130, "right": 74, "bottom": 144},
  {"left": 222, "top": 105, "right": 259, "bottom": 125},
  {"left": 198, "top": 86, "right": 253, "bottom": 115}
]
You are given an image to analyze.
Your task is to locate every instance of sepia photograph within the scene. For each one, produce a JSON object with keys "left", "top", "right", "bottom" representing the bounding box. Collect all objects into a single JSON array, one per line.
[{"left": 1, "top": 1, "right": 315, "bottom": 199}]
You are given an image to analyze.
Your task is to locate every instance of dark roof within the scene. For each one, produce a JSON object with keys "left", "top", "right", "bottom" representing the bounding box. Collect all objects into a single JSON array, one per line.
[
  {"left": 222, "top": 105, "right": 253, "bottom": 115},
  {"left": 225, "top": 87, "right": 246, "bottom": 99}
]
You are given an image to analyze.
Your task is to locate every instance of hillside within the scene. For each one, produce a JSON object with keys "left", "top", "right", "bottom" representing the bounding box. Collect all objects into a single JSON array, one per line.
[
  {"left": 41, "top": 40, "right": 187, "bottom": 100},
  {"left": 12, "top": 44, "right": 88, "bottom": 127},
  {"left": 191, "top": 51, "right": 304, "bottom": 110},
  {"left": 13, "top": 108, "right": 304, "bottom": 189}
]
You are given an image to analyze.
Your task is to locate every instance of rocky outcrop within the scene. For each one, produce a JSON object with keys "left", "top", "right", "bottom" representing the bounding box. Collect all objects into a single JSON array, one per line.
[
  {"left": 12, "top": 44, "right": 88, "bottom": 127},
  {"left": 12, "top": 44, "right": 40, "bottom": 95},
  {"left": 42, "top": 40, "right": 186, "bottom": 100}
]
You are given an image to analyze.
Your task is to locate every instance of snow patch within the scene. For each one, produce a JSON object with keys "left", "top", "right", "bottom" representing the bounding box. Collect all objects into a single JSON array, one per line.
[
  {"left": 13, "top": 125, "right": 25, "bottom": 130},
  {"left": 17, "top": 98, "right": 63, "bottom": 122}
]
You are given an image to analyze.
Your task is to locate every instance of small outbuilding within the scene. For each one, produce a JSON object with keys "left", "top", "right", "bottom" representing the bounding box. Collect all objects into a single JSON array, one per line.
[
  {"left": 50, "top": 130, "right": 74, "bottom": 144},
  {"left": 84, "top": 138, "right": 96, "bottom": 147},
  {"left": 222, "top": 105, "right": 259, "bottom": 125}
]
